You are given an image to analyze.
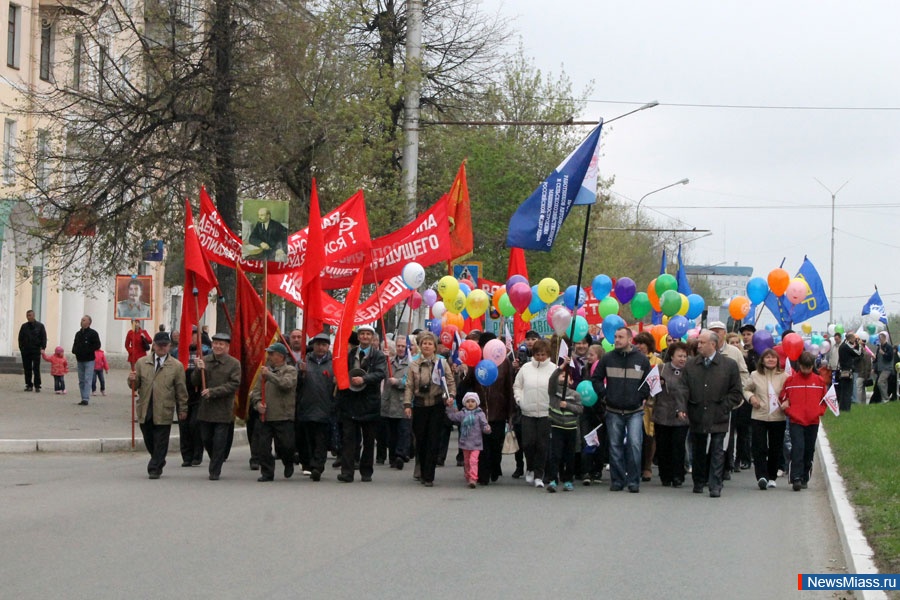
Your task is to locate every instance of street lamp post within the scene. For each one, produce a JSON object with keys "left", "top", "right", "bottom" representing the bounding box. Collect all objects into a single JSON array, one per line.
[
  {"left": 815, "top": 178, "right": 850, "bottom": 324},
  {"left": 634, "top": 178, "right": 690, "bottom": 224}
]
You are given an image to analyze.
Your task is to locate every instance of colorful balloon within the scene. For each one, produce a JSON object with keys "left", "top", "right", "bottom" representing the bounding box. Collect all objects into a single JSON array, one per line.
[
  {"left": 782, "top": 332, "right": 804, "bottom": 360},
  {"left": 655, "top": 274, "right": 678, "bottom": 296},
  {"left": 474, "top": 359, "right": 498, "bottom": 386},
  {"left": 458, "top": 339, "right": 482, "bottom": 367},
  {"left": 660, "top": 289, "right": 682, "bottom": 317},
  {"left": 570, "top": 315, "right": 589, "bottom": 341},
  {"left": 437, "top": 276, "right": 459, "bottom": 302},
  {"left": 591, "top": 274, "right": 612, "bottom": 300},
  {"left": 491, "top": 285, "right": 506, "bottom": 313},
  {"left": 752, "top": 330, "right": 775, "bottom": 355},
  {"left": 668, "top": 315, "right": 690, "bottom": 338},
  {"left": 537, "top": 278, "right": 560, "bottom": 303},
  {"left": 676, "top": 294, "right": 690, "bottom": 316},
  {"left": 564, "top": 285, "right": 587, "bottom": 310},
  {"left": 729, "top": 296, "right": 751, "bottom": 320},
  {"left": 801, "top": 323, "right": 812, "bottom": 335},
  {"left": 439, "top": 325, "right": 458, "bottom": 348},
  {"left": 498, "top": 294, "right": 516, "bottom": 317},
  {"left": 483, "top": 339, "right": 508, "bottom": 366},
  {"left": 647, "top": 279, "right": 662, "bottom": 312},
  {"left": 408, "top": 291, "right": 423, "bottom": 310},
  {"left": 401, "top": 262, "right": 425, "bottom": 289},
  {"left": 785, "top": 278, "right": 810, "bottom": 305},
  {"left": 601, "top": 338, "right": 614, "bottom": 352},
  {"left": 423, "top": 289, "right": 438, "bottom": 307},
  {"left": 576, "top": 380, "right": 597, "bottom": 407},
  {"left": 506, "top": 275, "right": 528, "bottom": 291},
  {"left": 508, "top": 282, "right": 532, "bottom": 313},
  {"left": 746, "top": 277, "right": 769, "bottom": 305},
  {"left": 442, "top": 311, "right": 464, "bottom": 331},
  {"left": 528, "top": 285, "right": 547, "bottom": 314},
  {"left": 819, "top": 340, "right": 831, "bottom": 354},
  {"left": 614, "top": 277, "right": 637, "bottom": 304},
  {"left": 447, "top": 289, "right": 466, "bottom": 314},
  {"left": 466, "top": 289, "right": 489, "bottom": 318},
  {"left": 601, "top": 314, "right": 626, "bottom": 341},
  {"left": 767, "top": 268, "right": 790, "bottom": 297},
  {"left": 551, "top": 308, "right": 573, "bottom": 336},
  {"left": 631, "top": 292, "right": 652, "bottom": 320},
  {"left": 598, "top": 296, "right": 620, "bottom": 318},
  {"left": 432, "top": 300, "right": 446, "bottom": 320}
]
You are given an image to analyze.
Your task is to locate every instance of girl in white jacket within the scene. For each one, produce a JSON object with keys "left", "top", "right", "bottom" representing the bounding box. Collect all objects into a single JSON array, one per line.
[{"left": 513, "top": 339, "right": 555, "bottom": 488}]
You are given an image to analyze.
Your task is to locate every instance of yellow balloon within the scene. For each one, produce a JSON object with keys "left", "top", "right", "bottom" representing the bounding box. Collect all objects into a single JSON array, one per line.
[
  {"left": 447, "top": 289, "right": 466, "bottom": 314},
  {"left": 677, "top": 293, "right": 690, "bottom": 316},
  {"left": 437, "top": 276, "right": 459, "bottom": 303},
  {"left": 537, "top": 278, "right": 559, "bottom": 303},
  {"left": 521, "top": 308, "right": 536, "bottom": 322},
  {"left": 801, "top": 323, "right": 812, "bottom": 334},
  {"left": 659, "top": 336, "right": 669, "bottom": 351},
  {"left": 662, "top": 315, "right": 670, "bottom": 325},
  {"left": 466, "top": 289, "right": 489, "bottom": 319}
]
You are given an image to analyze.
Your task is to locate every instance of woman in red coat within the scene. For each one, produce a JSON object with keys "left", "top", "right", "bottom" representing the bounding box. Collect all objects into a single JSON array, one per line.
[
  {"left": 125, "top": 320, "right": 153, "bottom": 367},
  {"left": 779, "top": 351, "right": 828, "bottom": 491}
]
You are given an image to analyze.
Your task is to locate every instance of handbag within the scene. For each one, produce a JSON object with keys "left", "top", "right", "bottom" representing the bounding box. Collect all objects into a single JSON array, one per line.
[{"left": 502, "top": 426, "right": 519, "bottom": 455}]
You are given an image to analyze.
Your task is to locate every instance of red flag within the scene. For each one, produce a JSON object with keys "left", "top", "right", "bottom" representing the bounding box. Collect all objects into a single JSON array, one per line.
[
  {"left": 179, "top": 198, "right": 220, "bottom": 370},
  {"left": 233, "top": 267, "right": 280, "bottom": 418},
  {"left": 301, "top": 179, "right": 326, "bottom": 339},
  {"left": 507, "top": 247, "right": 530, "bottom": 346},
  {"left": 447, "top": 161, "right": 473, "bottom": 262},
  {"left": 333, "top": 267, "right": 366, "bottom": 391}
]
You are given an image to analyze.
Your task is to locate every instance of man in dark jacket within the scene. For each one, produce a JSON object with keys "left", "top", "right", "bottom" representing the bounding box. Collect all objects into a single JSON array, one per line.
[
  {"left": 193, "top": 332, "right": 241, "bottom": 480},
  {"left": 591, "top": 327, "right": 650, "bottom": 493},
  {"left": 18, "top": 310, "right": 47, "bottom": 392},
  {"left": 837, "top": 332, "right": 861, "bottom": 412},
  {"left": 335, "top": 325, "right": 386, "bottom": 482},
  {"left": 297, "top": 333, "right": 336, "bottom": 481},
  {"left": 72, "top": 315, "right": 102, "bottom": 406},
  {"left": 682, "top": 330, "right": 743, "bottom": 498}
]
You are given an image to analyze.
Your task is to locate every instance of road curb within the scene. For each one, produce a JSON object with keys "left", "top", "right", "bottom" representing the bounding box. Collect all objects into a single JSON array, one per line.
[
  {"left": 0, "top": 427, "right": 249, "bottom": 454},
  {"left": 817, "top": 428, "right": 887, "bottom": 600}
]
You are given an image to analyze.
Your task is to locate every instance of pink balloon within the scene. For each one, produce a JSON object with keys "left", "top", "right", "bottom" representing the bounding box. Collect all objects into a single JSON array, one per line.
[
  {"left": 576, "top": 307, "right": 586, "bottom": 317},
  {"left": 408, "top": 291, "right": 422, "bottom": 309},
  {"left": 785, "top": 279, "right": 809, "bottom": 305},
  {"left": 483, "top": 339, "right": 508, "bottom": 366},
  {"left": 508, "top": 282, "right": 532, "bottom": 313}
]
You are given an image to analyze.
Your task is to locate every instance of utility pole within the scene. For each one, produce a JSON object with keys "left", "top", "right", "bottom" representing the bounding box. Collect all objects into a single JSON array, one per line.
[
  {"left": 401, "top": 0, "right": 423, "bottom": 223},
  {"left": 815, "top": 178, "right": 849, "bottom": 324}
]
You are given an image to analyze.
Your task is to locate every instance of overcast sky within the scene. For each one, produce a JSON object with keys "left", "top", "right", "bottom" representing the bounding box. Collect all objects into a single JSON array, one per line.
[{"left": 481, "top": 0, "right": 900, "bottom": 329}]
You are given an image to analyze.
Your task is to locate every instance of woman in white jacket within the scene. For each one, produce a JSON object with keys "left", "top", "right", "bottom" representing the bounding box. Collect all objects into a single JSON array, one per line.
[
  {"left": 745, "top": 348, "right": 788, "bottom": 490},
  {"left": 513, "top": 338, "right": 555, "bottom": 488}
]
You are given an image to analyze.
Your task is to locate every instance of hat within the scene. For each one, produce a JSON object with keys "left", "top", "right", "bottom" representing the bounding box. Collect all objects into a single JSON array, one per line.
[
  {"left": 462, "top": 392, "right": 480, "bottom": 407},
  {"left": 739, "top": 324, "right": 756, "bottom": 334},
  {"left": 266, "top": 342, "right": 288, "bottom": 356},
  {"left": 478, "top": 332, "right": 497, "bottom": 348},
  {"left": 55, "top": 346, "right": 64, "bottom": 353},
  {"left": 312, "top": 332, "right": 331, "bottom": 344},
  {"left": 348, "top": 367, "right": 367, "bottom": 392},
  {"left": 708, "top": 321, "right": 727, "bottom": 331},
  {"left": 211, "top": 332, "right": 231, "bottom": 342},
  {"left": 525, "top": 330, "right": 541, "bottom": 340},
  {"left": 154, "top": 332, "right": 171, "bottom": 344},
  {"left": 357, "top": 324, "right": 376, "bottom": 334}
]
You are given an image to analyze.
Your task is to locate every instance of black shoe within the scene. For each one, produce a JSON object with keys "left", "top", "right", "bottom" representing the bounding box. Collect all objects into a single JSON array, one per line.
[
  {"left": 424, "top": 481, "right": 434, "bottom": 487},
  {"left": 511, "top": 468, "right": 524, "bottom": 479},
  {"left": 181, "top": 461, "right": 192, "bottom": 467},
  {"left": 209, "top": 474, "right": 220, "bottom": 481},
  {"left": 609, "top": 484, "right": 624, "bottom": 492},
  {"left": 693, "top": 485, "right": 704, "bottom": 494},
  {"left": 24, "top": 386, "right": 33, "bottom": 392},
  {"left": 376, "top": 458, "right": 385, "bottom": 465},
  {"left": 801, "top": 481, "right": 808, "bottom": 489},
  {"left": 332, "top": 459, "right": 341, "bottom": 469},
  {"left": 672, "top": 480, "right": 683, "bottom": 488},
  {"left": 436, "top": 460, "right": 445, "bottom": 467},
  {"left": 709, "top": 489, "right": 721, "bottom": 498},
  {"left": 491, "top": 474, "right": 499, "bottom": 483},
  {"left": 284, "top": 464, "right": 294, "bottom": 479},
  {"left": 732, "top": 465, "right": 741, "bottom": 473},
  {"left": 740, "top": 461, "right": 751, "bottom": 470},
  {"left": 310, "top": 469, "right": 321, "bottom": 481},
  {"left": 148, "top": 472, "right": 161, "bottom": 479},
  {"left": 191, "top": 459, "right": 201, "bottom": 466},
  {"left": 662, "top": 480, "right": 672, "bottom": 487},
  {"left": 257, "top": 476, "right": 273, "bottom": 482},
  {"left": 337, "top": 474, "right": 353, "bottom": 483},
  {"left": 77, "top": 401, "right": 89, "bottom": 406},
  {"left": 793, "top": 480, "right": 802, "bottom": 491},
  {"left": 394, "top": 458, "right": 405, "bottom": 470},
  {"left": 456, "top": 459, "right": 464, "bottom": 467},
  {"left": 34, "top": 387, "right": 40, "bottom": 393},
  {"left": 249, "top": 462, "right": 260, "bottom": 471},
  {"left": 723, "top": 471, "right": 731, "bottom": 481},
  {"left": 361, "top": 475, "right": 372, "bottom": 482},
  {"left": 628, "top": 485, "right": 640, "bottom": 493}
]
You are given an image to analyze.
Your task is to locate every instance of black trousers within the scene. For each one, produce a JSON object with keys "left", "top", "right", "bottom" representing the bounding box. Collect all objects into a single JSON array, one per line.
[
  {"left": 655, "top": 423, "right": 688, "bottom": 484},
  {"left": 751, "top": 420, "right": 786, "bottom": 481},
  {"left": 178, "top": 402, "right": 203, "bottom": 464},
  {"left": 579, "top": 409, "right": 607, "bottom": 479},
  {"left": 381, "top": 417, "right": 412, "bottom": 463},
  {"left": 246, "top": 408, "right": 261, "bottom": 466},
  {"left": 253, "top": 420, "right": 295, "bottom": 480},
  {"left": 294, "top": 413, "right": 311, "bottom": 467},
  {"left": 837, "top": 378, "right": 853, "bottom": 412},
  {"left": 477, "top": 421, "right": 506, "bottom": 484},
  {"left": 546, "top": 427, "right": 577, "bottom": 484},
  {"left": 341, "top": 418, "right": 376, "bottom": 479},
  {"left": 140, "top": 420, "right": 171, "bottom": 475},
  {"left": 789, "top": 422, "right": 819, "bottom": 484},
  {"left": 200, "top": 421, "right": 231, "bottom": 477},
  {"left": 520, "top": 416, "right": 551, "bottom": 480},
  {"left": 726, "top": 402, "right": 752, "bottom": 469},
  {"left": 22, "top": 350, "right": 42, "bottom": 388},
  {"left": 412, "top": 404, "right": 444, "bottom": 483},
  {"left": 690, "top": 431, "right": 726, "bottom": 492},
  {"left": 298, "top": 421, "right": 330, "bottom": 473}
]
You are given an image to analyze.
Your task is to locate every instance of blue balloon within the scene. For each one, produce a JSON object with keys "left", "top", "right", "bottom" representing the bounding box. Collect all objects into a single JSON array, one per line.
[
  {"left": 686, "top": 294, "right": 705, "bottom": 320},
  {"left": 765, "top": 323, "right": 775, "bottom": 332},
  {"left": 591, "top": 274, "right": 613, "bottom": 300},
  {"left": 528, "top": 285, "right": 547, "bottom": 314},
  {"left": 474, "top": 359, "right": 498, "bottom": 386},
  {"left": 668, "top": 315, "right": 690, "bottom": 338},
  {"left": 458, "top": 282, "right": 471, "bottom": 297},
  {"left": 775, "top": 324, "right": 784, "bottom": 335},
  {"left": 564, "top": 285, "right": 587, "bottom": 310},
  {"left": 752, "top": 330, "right": 775, "bottom": 355},
  {"left": 428, "top": 319, "right": 442, "bottom": 335},
  {"left": 576, "top": 380, "right": 597, "bottom": 407},
  {"left": 601, "top": 314, "right": 626, "bottom": 341},
  {"left": 746, "top": 277, "right": 769, "bottom": 305}
]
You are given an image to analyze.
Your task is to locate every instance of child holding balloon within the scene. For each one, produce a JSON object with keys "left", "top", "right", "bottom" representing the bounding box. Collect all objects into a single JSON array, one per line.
[{"left": 545, "top": 367, "right": 584, "bottom": 492}]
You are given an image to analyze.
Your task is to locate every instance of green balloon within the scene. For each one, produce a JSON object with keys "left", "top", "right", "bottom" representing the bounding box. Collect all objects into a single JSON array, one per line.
[
  {"left": 601, "top": 338, "right": 614, "bottom": 352},
  {"left": 598, "top": 296, "right": 620, "bottom": 318},
  {"left": 655, "top": 274, "right": 678, "bottom": 296},
  {"left": 631, "top": 292, "right": 652, "bottom": 320},
  {"left": 866, "top": 323, "right": 877, "bottom": 335},
  {"left": 660, "top": 289, "right": 682, "bottom": 317},
  {"left": 498, "top": 293, "right": 516, "bottom": 317},
  {"left": 835, "top": 324, "right": 845, "bottom": 335}
]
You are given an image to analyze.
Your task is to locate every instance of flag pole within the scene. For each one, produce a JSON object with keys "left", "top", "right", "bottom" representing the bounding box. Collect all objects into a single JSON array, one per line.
[
  {"left": 192, "top": 280, "right": 206, "bottom": 390},
  {"left": 260, "top": 260, "right": 268, "bottom": 423}
]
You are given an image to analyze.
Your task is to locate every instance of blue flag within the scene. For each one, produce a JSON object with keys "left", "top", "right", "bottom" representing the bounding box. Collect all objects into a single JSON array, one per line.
[
  {"left": 676, "top": 243, "right": 692, "bottom": 295},
  {"left": 506, "top": 123, "right": 603, "bottom": 250},
  {"left": 862, "top": 290, "right": 888, "bottom": 324},
  {"left": 764, "top": 256, "right": 830, "bottom": 329},
  {"left": 651, "top": 248, "right": 667, "bottom": 325}
]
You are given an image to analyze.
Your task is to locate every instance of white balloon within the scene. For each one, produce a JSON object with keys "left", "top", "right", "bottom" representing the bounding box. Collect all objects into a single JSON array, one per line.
[
  {"left": 819, "top": 340, "right": 831, "bottom": 354},
  {"left": 431, "top": 301, "right": 446, "bottom": 320},
  {"left": 401, "top": 262, "right": 426, "bottom": 289}
]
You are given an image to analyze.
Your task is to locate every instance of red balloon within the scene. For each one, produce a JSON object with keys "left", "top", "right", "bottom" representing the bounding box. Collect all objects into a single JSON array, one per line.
[
  {"left": 458, "top": 339, "right": 482, "bottom": 367},
  {"left": 408, "top": 291, "right": 422, "bottom": 310},
  {"left": 782, "top": 332, "right": 804, "bottom": 361},
  {"left": 508, "top": 282, "right": 532, "bottom": 313},
  {"left": 439, "top": 324, "right": 459, "bottom": 348}
]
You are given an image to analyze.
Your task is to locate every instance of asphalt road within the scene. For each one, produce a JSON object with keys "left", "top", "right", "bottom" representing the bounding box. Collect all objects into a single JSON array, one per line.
[{"left": 1, "top": 448, "right": 848, "bottom": 600}]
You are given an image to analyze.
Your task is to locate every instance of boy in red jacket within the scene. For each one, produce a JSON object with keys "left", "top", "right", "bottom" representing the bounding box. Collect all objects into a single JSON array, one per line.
[{"left": 779, "top": 352, "right": 828, "bottom": 491}]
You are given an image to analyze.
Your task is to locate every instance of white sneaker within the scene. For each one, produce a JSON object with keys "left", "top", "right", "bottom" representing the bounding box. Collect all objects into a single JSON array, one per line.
[
  {"left": 767, "top": 480, "right": 777, "bottom": 489},
  {"left": 525, "top": 471, "right": 534, "bottom": 484},
  {"left": 534, "top": 478, "right": 544, "bottom": 488}
]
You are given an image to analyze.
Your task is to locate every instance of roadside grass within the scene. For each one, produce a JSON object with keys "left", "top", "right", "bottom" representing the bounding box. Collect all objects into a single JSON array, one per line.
[{"left": 822, "top": 401, "right": 900, "bottom": 573}]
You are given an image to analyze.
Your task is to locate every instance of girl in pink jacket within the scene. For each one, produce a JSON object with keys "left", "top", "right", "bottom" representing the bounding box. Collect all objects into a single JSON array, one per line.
[
  {"left": 92, "top": 349, "right": 110, "bottom": 396},
  {"left": 42, "top": 346, "right": 69, "bottom": 394}
]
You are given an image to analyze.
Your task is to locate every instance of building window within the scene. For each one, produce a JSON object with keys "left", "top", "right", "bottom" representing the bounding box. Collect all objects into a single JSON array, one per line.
[
  {"left": 36, "top": 129, "right": 50, "bottom": 190},
  {"left": 39, "top": 20, "right": 53, "bottom": 81},
  {"left": 72, "top": 34, "right": 82, "bottom": 89},
  {"left": 3, "top": 119, "right": 17, "bottom": 184},
  {"left": 7, "top": 4, "right": 20, "bottom": 69},
  {"left": 31, "top": 266, "right": 43, "bottom": 320}
]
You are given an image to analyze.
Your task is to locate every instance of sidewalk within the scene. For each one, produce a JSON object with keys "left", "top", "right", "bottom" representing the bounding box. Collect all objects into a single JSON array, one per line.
[{"left": 0, "top": 366, "right": 247, "bottom": 452}]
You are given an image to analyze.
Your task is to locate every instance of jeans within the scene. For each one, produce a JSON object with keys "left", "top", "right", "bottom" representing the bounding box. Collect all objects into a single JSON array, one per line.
[
  {"left": 77, "top": 360, "right": 94, "bottom": 402},
  {"left": 53, "top": 375, "right": 66, "bottom": 392},
  {"left": 789, "top": 422, "right": 819, "bottom": 484},
  {"left": 91, "top": 370, "right": 106, "bottom": 392},
  {"left": 606, "top": 410, "right": 644, "bottom": 490}
]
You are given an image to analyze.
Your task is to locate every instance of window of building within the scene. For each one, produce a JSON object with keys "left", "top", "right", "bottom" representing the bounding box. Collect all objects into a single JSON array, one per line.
[
  {"left": 7, "top": 4, "right": 20, "bottom": 69},
  {"left": 3, "top": 118, "right": 17, "bottom": 184},
  {"left": 36, "top": 129, "right": 50, "bottom": 190},
  {"left": 39, "top": 20, "right": 53, "bottom": 81},
  {"left": 72, "top": 33, "right": 83, "bottom": 89}
]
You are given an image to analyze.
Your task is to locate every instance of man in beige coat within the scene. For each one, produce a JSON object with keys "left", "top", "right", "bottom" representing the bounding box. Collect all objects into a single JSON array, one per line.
[
  {"left": 250, "top": 343, "right": 298, "bottom": 482},
  {"left": 129, "top": 332, "right": 188, "bottom": 479}
]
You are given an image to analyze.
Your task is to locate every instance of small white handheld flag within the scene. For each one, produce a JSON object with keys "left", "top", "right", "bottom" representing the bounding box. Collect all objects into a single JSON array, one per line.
[
  {"left": 583, "top": 423, "right": 603, "bottom": 447},
  {"left": 768, "top": 381, "right": 780, "bottom": 414},
  {"left": 822, "top": 383, "right": 839, "bottom": 417},
  {"left": 645, "top": 365, "right": 663, "bottom": 397}
]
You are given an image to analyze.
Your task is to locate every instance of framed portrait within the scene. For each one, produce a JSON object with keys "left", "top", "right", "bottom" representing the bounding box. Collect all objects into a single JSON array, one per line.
[
  {"left": 115, "top": 275, "right": 153, "bottom": 320},
  {"left": 241, "top": 199, "right": 290, "bottom": 263}
]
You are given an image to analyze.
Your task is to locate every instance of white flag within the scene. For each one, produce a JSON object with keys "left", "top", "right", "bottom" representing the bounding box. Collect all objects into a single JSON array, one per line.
[
  {"left": 784, "top": 358, "right": 793, "bottom": 377},
  {"left": 645, "top": 364, "right": 663, "bottom": 397},
  {"left": 768, "top": 381, "right": 780, "bottom": 414},
  {"left": 558, "top": 339, "right": 569, "bottom": 365},
  {"left": 822, "top": 383, "right": 839, "bottom": 416},
  {"left": 583, "top": 423, "right": 602, "bottom": 447}
]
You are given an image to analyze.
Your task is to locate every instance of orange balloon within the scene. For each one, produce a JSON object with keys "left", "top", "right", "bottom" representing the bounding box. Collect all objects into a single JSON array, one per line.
[
  {"left": 767, "top": 268, "right": 790, "bottom": 297},
  {"left": 651, "top": 324, "right": 668, "bottom": 345},
  {"left": 442, "top": 312, "right": 464, "bottom": 330},
  {"left": 729, "top": 296, "right": 751, "bottom": 320},
  {"left": 647, "top": 279, "right": 662, "bottom": 312},
  {"left": 491, "top": 285, "right": 506, "bottom": 313}
]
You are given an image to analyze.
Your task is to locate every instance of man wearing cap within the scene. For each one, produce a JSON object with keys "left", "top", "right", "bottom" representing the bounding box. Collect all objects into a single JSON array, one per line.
[
  {"left": 250, "top": 342, "right": 298, "bottom": 482},
  {"left": 193, "top": 333, "right": 241, "bottom": 480},
  {"left": 335, "top": 324, "right": 387, "bottom": 483},
  {"left": 129, "top": 332, "right": 189, "bottom": 479},
  {"left": 708, "top": 320, "right": 752, "bottom": 477},
  {"left": 297, "top": 332, "right": 336, "bottom": 481}
]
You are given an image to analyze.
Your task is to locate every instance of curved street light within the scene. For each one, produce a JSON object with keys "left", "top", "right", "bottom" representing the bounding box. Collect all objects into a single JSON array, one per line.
[{"left": 634, "top": 178, "right": 690, "bottom": 224}]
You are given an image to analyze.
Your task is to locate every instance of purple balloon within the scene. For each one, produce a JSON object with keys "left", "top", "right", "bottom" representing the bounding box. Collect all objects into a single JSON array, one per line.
[
  {"left": 752, "top": 330, "right": 775, "bottom": 355},
  {"left": 423, "top": 289, "right": 438, "bottom": 307},
  {"left": 614, "top": 277, "right": 637, "bottom": 304},
  {"left": 428, "top": 319, "right": 442, "bottom": 335},
  {"left": 506, "top": 274, "right": 528, "bottom": 291}
]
